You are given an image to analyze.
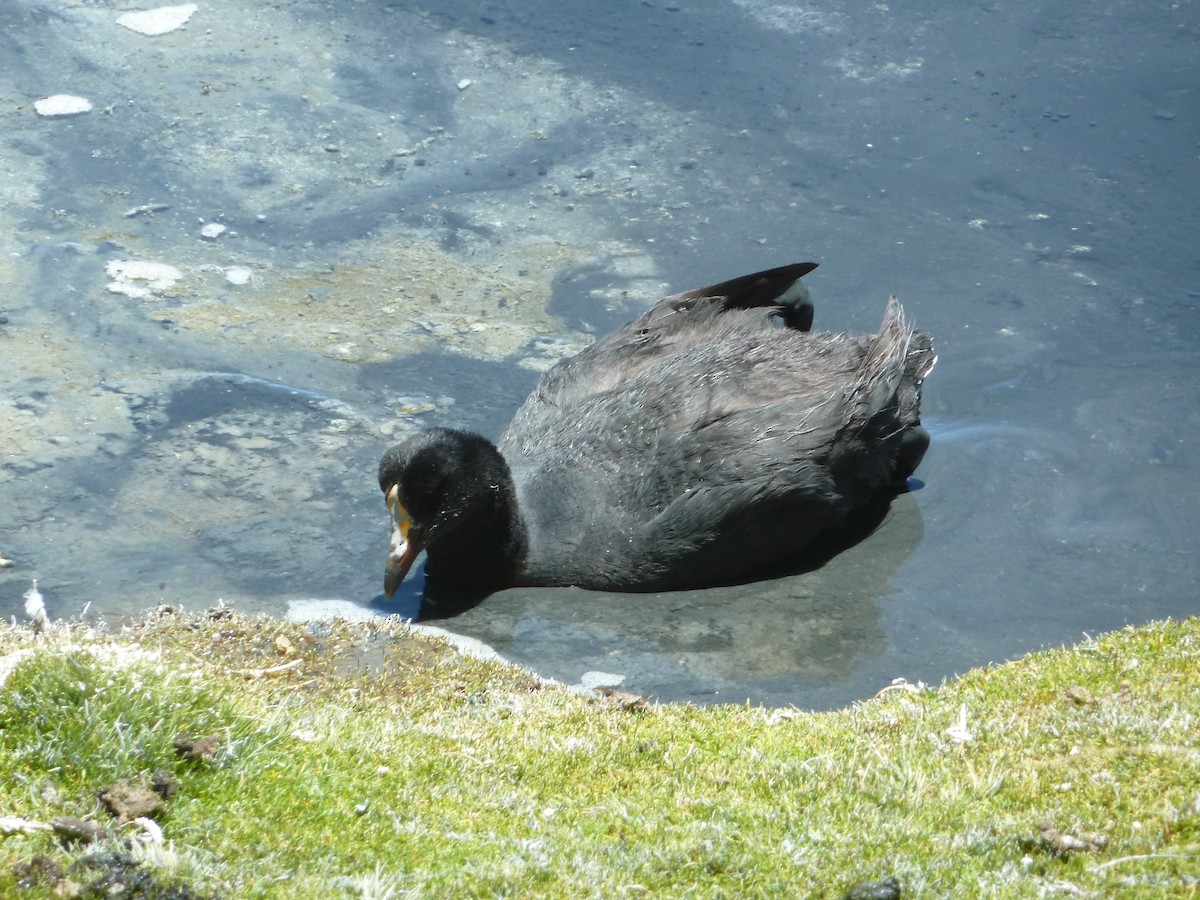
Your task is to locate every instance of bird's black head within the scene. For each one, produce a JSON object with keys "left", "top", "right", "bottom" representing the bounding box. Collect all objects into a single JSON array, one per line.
[{"left": 377, "top": 428, "right": 524, "bottom": 595}]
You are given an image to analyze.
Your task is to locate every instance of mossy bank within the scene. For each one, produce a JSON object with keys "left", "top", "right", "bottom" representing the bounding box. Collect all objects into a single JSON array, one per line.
[{"left": 0, "top": 610, "right": 1196, "bottom": 898}]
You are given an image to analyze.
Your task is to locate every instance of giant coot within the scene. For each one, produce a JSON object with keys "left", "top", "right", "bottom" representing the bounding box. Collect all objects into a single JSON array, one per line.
[{"left": 379, "top": 263, "right": 935, "bottom": 596}]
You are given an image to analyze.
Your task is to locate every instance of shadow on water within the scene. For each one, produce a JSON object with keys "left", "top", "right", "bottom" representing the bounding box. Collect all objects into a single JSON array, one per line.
[{"left": 373, "top": 489, "right": 923, "bottom": 707}]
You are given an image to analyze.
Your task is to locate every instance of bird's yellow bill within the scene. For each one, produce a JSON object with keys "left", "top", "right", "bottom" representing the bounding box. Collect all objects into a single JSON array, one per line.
[{"left": 384, "top": 485, "right": 417, "bottom": 597}]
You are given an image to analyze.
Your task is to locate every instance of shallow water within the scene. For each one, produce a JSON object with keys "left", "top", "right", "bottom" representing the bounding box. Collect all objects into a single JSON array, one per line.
[{"left": 2, "top": 0, "right": 1197, "bottom": 707}]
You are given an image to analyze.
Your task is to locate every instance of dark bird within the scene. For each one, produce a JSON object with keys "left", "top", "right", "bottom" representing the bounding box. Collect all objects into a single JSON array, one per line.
[{"left": 379, "top": 263, "right": 935, "bottom": 597}]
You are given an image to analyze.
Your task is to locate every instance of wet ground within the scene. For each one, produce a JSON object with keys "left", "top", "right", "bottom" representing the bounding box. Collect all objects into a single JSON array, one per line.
[{"left": 2, "top": 0, "right": 1197, "bottom": 707}]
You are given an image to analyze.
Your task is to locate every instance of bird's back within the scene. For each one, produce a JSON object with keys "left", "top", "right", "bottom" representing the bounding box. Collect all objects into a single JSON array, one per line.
[{"left": 498, "top": 270, "right": 934, "bottom": 590}]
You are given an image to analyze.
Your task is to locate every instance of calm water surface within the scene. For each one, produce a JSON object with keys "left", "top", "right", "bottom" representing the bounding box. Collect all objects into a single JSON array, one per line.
[{"left": 1, "top": 1, "right": 1196, "bottom": 707}]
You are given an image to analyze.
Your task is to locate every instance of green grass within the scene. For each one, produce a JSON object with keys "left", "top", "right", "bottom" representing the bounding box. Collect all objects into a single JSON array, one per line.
[{"left": 0, "top": 612, "right": 1197, "bottom": 897}]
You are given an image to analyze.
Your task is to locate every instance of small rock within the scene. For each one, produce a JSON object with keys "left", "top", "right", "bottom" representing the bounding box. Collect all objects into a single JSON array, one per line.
[
  {"left": 116, "top": 4, "right": 198, "bottom": 36},
  {"left": 124, "top": 203, "right": 170, "bottom": 218},
  {"left": 593, "top": 687, "right": 648, "bottom": 711},
  {"left": 224, "top": 266, "right": 253, "bottom": 285},
  {"left": 150, "top": 770, "right": 180, "bottom": 799},
  {"left": 199, "top": 222, "right": 226, "bottom": 239},
  {"left": 34, "top": 95, "right": 92, "bottom": 117},
  {"left": 1064, "top": 684, "right": 1094, "bottom": 705},
  {"left": 456, "top": 78, "right": 473, "bottom": 91},
  {"left": 174, "top": 731, "right": 220, "bottom": 761},
  {"left": 844, "top": 876, "right": 901, "bottom": 900},
  {"left": 1023, "top": 822, "right": 1110, "bottom": 855},
  {"left": 50, "top": 816, "right": 105, "bottom": 846},
  {"left": 99, "top": 782, "right": 164, "bottom": 823}
]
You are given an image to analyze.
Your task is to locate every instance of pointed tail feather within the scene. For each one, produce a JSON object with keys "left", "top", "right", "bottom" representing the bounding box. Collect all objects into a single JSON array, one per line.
[
  {"left": 652, "top": 262, "right": 819, "bottom": 330},
  {"left": 850, "top": 296, "right": 911, "bottom": 414}
]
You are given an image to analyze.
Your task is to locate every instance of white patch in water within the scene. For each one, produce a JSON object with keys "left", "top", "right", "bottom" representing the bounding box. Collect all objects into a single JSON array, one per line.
[
  {"left": 579, "top": 670, "right": 626, "bottom": 689},
  {"left": 34, "top": 95, "right": 92, "bottom": 117},
  {"left": 116, "top": 4, "right": 198, "bottom": 37},
  {"left": 105, "top": 259, "right": 183, "bottom": 297}
]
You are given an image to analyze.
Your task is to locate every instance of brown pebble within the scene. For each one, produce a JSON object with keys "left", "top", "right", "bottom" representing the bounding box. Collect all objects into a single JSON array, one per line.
[
  {"left": 50, "top": 816, "right": 105, "bottom": 846},
  {"left": 98, "top": 782, "right": 164, "bottom": 822},
  {"left": 173, "top": 731, "right": 221, "bottom": 761},
  {"left": 594, "top": 687, "right": 649, "bottom": 711},
  {"left": 1029, "top": 821, "right": 1109, "bottom": 855},
  {"left": 150, "top": 769, "right": 180, "bottom": 799},
  {"left": 1064, "top": 685, "right": 1094, "bottom": 705}
]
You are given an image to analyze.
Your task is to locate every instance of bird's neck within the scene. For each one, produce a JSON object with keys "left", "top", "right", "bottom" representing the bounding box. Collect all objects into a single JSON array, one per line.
[{"left": 425, "top": 464, "right": 528, "bottom": 591}]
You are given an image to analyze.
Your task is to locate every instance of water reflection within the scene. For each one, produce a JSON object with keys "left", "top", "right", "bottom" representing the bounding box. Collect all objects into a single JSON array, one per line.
[{"left": 388, "top": 492, "right": 923, "bottom": 706}]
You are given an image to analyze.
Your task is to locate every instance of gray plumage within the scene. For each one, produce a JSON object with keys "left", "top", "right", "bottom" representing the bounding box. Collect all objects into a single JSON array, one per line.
[{"left": 378, "top": 263, "right": 935, "bottom": 595}]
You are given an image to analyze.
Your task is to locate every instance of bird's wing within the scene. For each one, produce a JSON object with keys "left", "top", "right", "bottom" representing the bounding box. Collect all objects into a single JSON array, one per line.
[{"left": 516, "top": 263, "right": 819, "bottom": 418}]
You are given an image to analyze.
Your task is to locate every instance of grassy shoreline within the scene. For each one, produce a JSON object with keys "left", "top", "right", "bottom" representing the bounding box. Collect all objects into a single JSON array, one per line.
[{"left": 1, "top": 610, "right": 1197, "bottom": 897}]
